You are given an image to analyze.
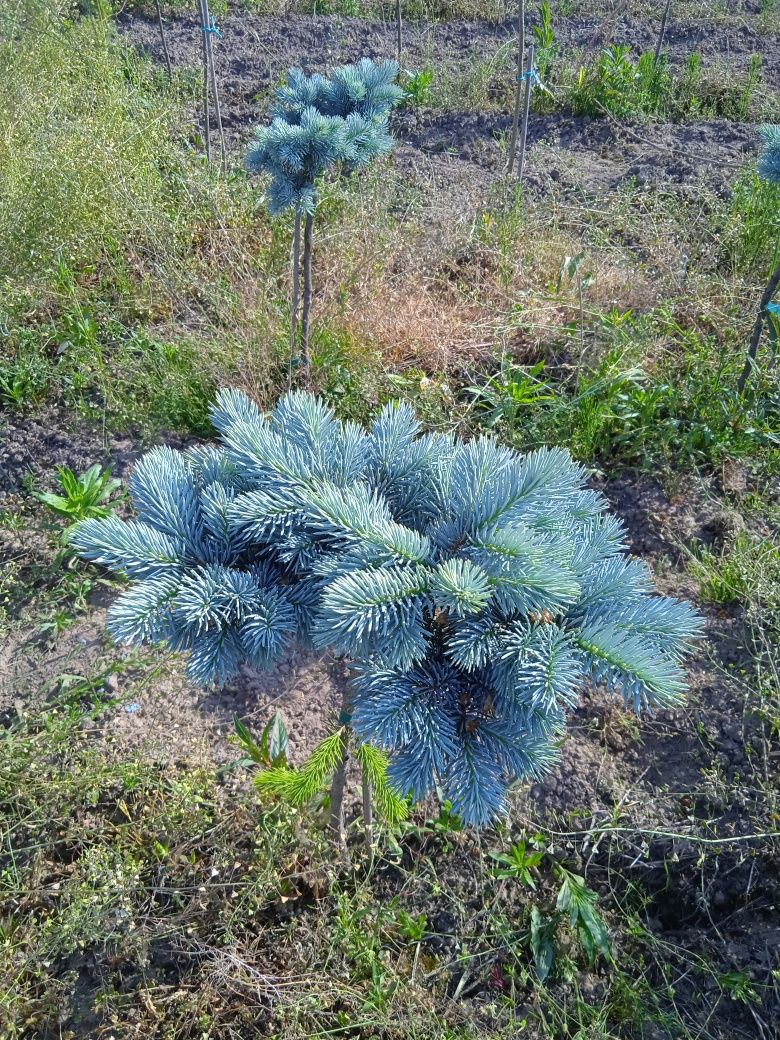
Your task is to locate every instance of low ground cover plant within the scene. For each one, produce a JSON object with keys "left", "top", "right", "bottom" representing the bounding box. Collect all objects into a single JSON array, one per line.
[{"left": 71, "top": 390, "right": 702, "bottom": 825}]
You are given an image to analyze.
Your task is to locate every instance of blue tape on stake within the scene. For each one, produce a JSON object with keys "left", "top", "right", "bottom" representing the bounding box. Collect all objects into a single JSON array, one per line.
[
  {"left": 766, "top": 302, "right": 780, "bottom": 315},
  {"left": 516, "top": 67, "right": 552, "bottom": 94},
  {"left": 201, "top": 16, "right": 222, "bottom": 38}
]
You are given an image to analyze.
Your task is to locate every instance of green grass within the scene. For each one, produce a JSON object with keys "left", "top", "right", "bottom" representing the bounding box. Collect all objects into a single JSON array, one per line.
[{"left": 3, "top": 692, "right": 774, "bottom": 1039}]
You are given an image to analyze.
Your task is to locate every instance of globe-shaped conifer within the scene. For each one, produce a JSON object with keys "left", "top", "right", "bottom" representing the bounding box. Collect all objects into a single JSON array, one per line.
[{"left": 72, "top": 390, "right": 702, "bottom": 825}]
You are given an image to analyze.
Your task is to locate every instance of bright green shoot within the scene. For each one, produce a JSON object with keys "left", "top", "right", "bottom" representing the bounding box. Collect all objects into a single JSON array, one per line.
[
  {"left": 35, "top": 464, "right": 122, "bottom": 531},
  {"left": 490, "top": 837, "right": 545, "bottom": 888}
]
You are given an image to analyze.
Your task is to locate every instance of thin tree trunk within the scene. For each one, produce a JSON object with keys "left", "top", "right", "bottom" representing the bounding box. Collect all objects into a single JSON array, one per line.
[
  {"left": 197, "top": 0, "right": 211, "bottom": 162},
  {"left": 300, "top": 209, "right": 314, "bottom": 367},
  {"left": 506, "top": 0, "right": 525, "bottom": 175},
  {"left": 361, "top": 764, "right": 373, "bottom": 851},
  {"left": 201, "top": 0, "right": 226, "bottom": 173},
  {"left": 396, "top": 0, "right": 402, "bottom": 63},
  {"left": 290, "top": 210, "right": 302, "bottom": 365},
  {"left": 155, "top": 0, "right": 173, "bottom": 82},
  {"left": 330, "top": 723, "right": 350, "bottom": 859},
  {"left": 517, "top": 43, "right": 534, "bottom": 184},
  {"left": 738, "top": 262, "right": 780, "bottom": 392},
  {"left": 653, "top": 0, "right": 673, "bottom": 65}
]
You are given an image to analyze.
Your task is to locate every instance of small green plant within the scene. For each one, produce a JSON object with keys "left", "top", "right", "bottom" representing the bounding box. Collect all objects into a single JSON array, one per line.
[
  {"left": 555, "top": 866, "right": 612, "bottom": 965},
  {"left": 467, "top": 360, "right": 554, "bottom": 428},
  {"left": 403, "top": 66, "right": 434, "bottom": 106},
  {"left": 395, "top": 909, "right": 427, "bottom": 943},
  {"left": 490, "top": 836, "right": 545, "bottom": 888},
  {"left": 531, "top": 0, "right": 556, "bottom": 80},
  {"left": 233, "top": 712, "right": 290, "bottom": 767},
  {"left": 34, "top": 464, "right": 122, "bottom": 533},
  {"left": 528, "top": 865, "right": 612, "bottom": 981}
]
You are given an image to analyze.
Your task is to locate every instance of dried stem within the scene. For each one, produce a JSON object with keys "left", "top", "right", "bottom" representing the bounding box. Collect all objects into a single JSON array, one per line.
[{"left": 396, "top": 0, "right": 402, "bottom": 63}]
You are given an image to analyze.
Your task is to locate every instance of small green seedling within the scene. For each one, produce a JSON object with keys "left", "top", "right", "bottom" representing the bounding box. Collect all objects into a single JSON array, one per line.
[
  {"left": 395, "top": 909, "right": 427, "bottom": 943},
  {"left": 490, "top": 837, "right": 545, "bottom": 888},
  {"left": 35, "top": 464, "right": 122, "bottom": 532},
  {"left": 554, "top": 866, "right": 612, "bottom": 965},
  {"left": 403, "top": 66, "right": 434, "bottom": 106},
  {"left": 233, "top": 712, "right": 290, "bottom": 768}
]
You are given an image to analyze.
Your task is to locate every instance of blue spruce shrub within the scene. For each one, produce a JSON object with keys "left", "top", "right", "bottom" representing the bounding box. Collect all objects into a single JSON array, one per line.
[
  {"left": 246, "top": 59, "right": 403, "bottom": 214},
  {"left": 71, "top": 390, "right": 703, "bottom": 825},
  {"left": 757, "top": 124, "right": 780, "bottom": 183}
]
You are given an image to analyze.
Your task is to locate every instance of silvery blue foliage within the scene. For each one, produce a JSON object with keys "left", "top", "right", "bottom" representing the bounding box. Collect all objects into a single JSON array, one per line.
[
  {"left": 246, "top": 59, "right": 403, "bottom": 214},
  {"left": 757, "top": 124, "right": 780, "bottom": 183},
  {"left": 71, "top": 390, "right": 703, "bottom": 825}
]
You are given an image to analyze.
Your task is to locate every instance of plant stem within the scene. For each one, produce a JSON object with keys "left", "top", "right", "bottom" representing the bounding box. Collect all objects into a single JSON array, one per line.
[
  {"left": 300, "top": 208, "right": 314, "bottom": 367},
  {"left": 155, "top": 0, "right": 173, "bottom": 82},
  {"left": 517, "top": 43, "right": 534, "bottom": 184},
  {"left": 290, "top": 209, "right": 302, "bottom": 367},
  {"left": 738, "top": 261, "right": 780, "bottom": 392},
  {"left": 396, "top": 0, "right": 402, "bottom": 63},
  {"left": 361, "top": 763, "right": 373, "bottom": 851},
  {"left": 506, "top": 0, "right": 525, "bottom": 175},
  {"left": 197, "top": 0, "right": 211, "bottom": 162},
  {"left": 330, "top": 725, "right": 350, "bottom": 858},
  {"left": 653, "top": 0, "right": 672, "bottom": 66}
]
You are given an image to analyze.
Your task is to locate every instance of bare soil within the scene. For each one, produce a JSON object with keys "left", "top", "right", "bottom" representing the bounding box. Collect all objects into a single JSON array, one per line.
[{"left": 119, "top": 8, "right": 773, "bottom": 197}]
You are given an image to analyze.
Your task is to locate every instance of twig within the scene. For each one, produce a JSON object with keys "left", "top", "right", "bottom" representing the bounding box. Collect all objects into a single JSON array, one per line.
[
  {"left": 396, "top": 0, "right": 402, "bottom": 63},
  {"left": 505, "top": 0, "right": 525, "bottom": 175}
]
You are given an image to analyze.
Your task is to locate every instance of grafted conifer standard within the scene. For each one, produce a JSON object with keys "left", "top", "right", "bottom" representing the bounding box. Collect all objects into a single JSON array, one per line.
[
  {"left": 246, "top": 60, "right": 403, "bottom": 364},
  {"left": 71, "top": 390, "right": 703, "bottom": 826},
  {"left": 739, "top": 123, "right": 780, "bottom": 391}
]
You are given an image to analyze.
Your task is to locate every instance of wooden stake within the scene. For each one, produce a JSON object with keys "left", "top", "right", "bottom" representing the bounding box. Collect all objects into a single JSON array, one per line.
[
  {"left": 653, "top": 0, "right": 673, "bottom": 66},
  {"left": 197, "top": 0, "right": 211, "bottom": 162},
  {"left": 505, "top": 0, "right": 525, "bottom": 175},
  {"left": 201, "top": 0, "right": 227, "bottom": 173},
  {"left": 155, "top": 0, "right": 173, "bottom": 82},
  {"left": 517, "top": 43, "right": 534, "bottom": 184},
  {"left": 396, "top": 0, "right": 402, "bottom": 63},
  {"left": 738, "top": 262, "right": 780, "bottom": 392},
  {"left": 300, "top": 209, "right": 314, "bottom": 367}
]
